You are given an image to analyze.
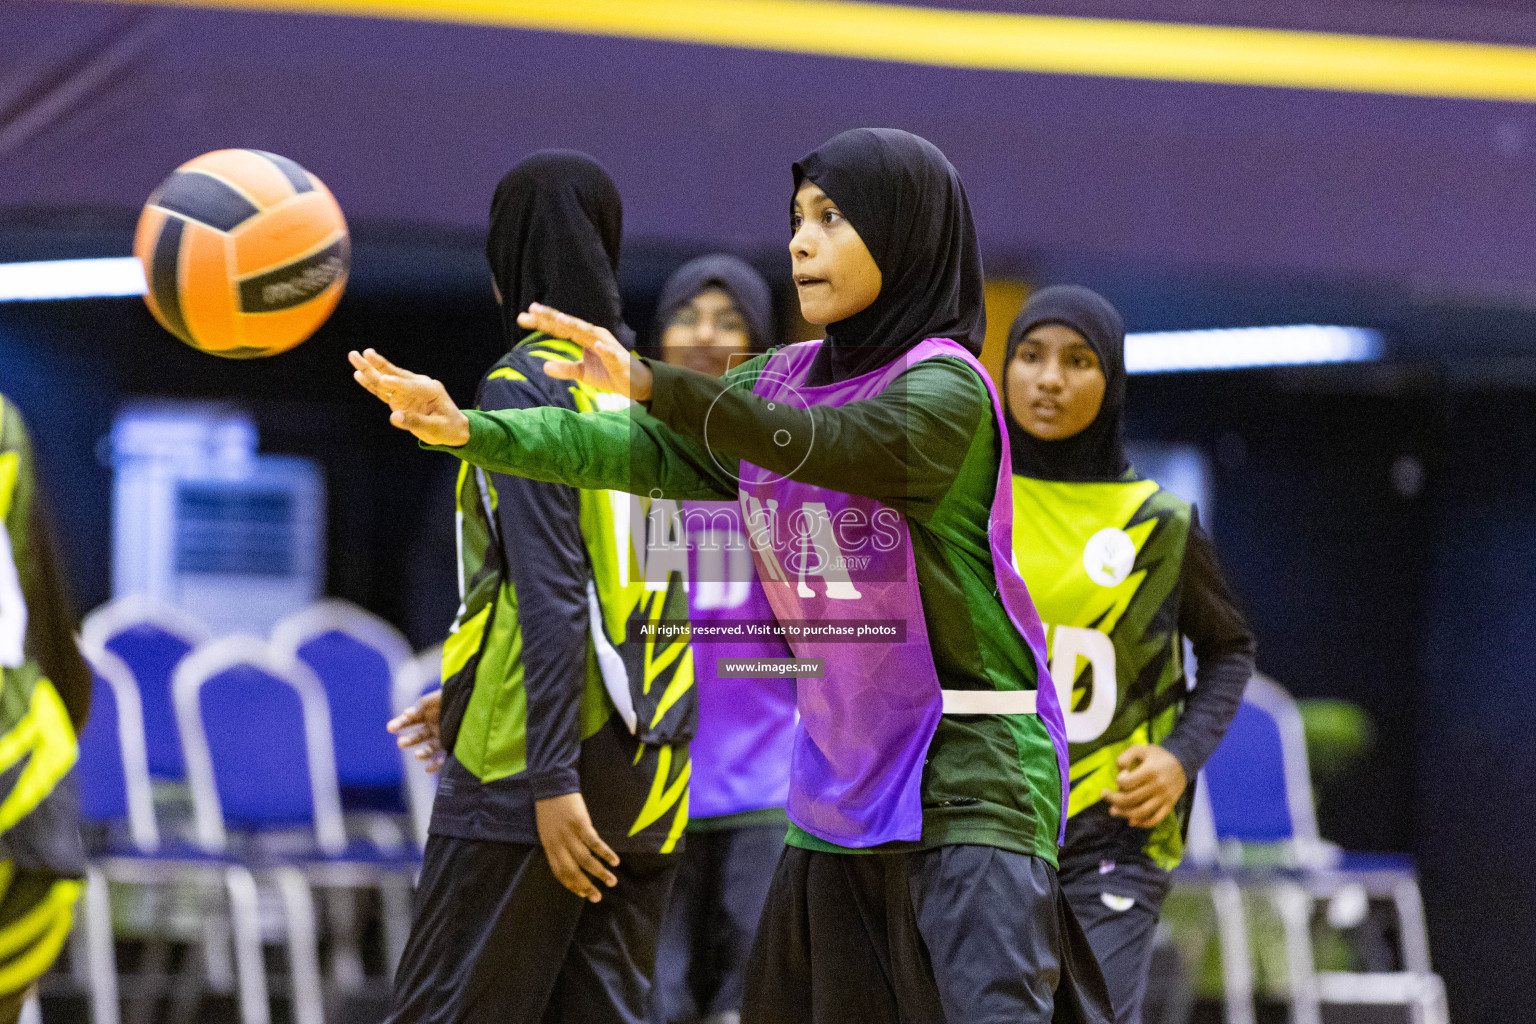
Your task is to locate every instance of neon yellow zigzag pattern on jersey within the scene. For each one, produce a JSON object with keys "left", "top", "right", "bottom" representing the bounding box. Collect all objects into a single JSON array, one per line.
[{"left": 629, "top": 744, "right": 690, "bottom": 853}]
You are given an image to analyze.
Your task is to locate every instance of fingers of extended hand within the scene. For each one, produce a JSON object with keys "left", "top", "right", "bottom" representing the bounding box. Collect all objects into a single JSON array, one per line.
[
  {"left": 518, "top": 303, "right": 585, "bottom": 338},
  {"left": 349, "top": 358, "right": 387, "bottom": 399},
  {"left": 542, "top": 359, "right": 582, "bottom": 381},
  {"left": 361, "top": 348, "right": 411, "bottom": 379}
]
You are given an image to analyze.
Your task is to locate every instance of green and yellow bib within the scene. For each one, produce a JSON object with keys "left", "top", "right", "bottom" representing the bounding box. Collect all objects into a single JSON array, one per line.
[
  {"left": 1011, "top": 474, "right": 1192, "bottom": 869},
  {"left": 437, "top": 337, "right": 694, "bottom": 851}
]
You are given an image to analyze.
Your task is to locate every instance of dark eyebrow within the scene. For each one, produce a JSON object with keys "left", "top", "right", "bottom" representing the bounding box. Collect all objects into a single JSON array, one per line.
[{"left": 794, "top": 190, "right": 835, "bottom": 214}]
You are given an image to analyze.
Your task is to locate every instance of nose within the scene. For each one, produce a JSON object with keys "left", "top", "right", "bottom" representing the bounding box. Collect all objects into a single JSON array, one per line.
[
  {"left": 1037, "top": 358, "right": 1065, "bottom": 391},
  {"left": 789, "top": 222, "right": 813, "bottom": 261}
]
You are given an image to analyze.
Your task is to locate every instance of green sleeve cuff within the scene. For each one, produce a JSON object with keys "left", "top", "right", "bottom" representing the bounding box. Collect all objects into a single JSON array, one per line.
[
  {"left": 645, "top": 358, "right": 688, "bottom": 427},
  {"left": 419, "top": 409, "right": 494, "bottom": 457}
]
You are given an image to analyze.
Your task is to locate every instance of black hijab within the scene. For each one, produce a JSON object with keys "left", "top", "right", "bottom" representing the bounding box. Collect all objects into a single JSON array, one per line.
[
  {"left": 653, "top": 254, "right": 775, "bottom": 352},
  {"left": 792, "top": 128, "right": 986, "bottom": 385},
  {"left": 486, "top": 150, "right": 633, "bottom": 350},
  {"left": 1004, "top": 284, "right": 1129, "bottom": 482}
]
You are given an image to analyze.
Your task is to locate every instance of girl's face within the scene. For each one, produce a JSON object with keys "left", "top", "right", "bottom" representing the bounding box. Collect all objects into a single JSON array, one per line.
[
  {"left": 660, "top": 287, "right": 751, "bottom": 379},
  {"left": 789, "top": 181, "right": 882, "bottom": 326},
  {"left": 1006, "top": 323, "right": 1107, "bottom": 440}
]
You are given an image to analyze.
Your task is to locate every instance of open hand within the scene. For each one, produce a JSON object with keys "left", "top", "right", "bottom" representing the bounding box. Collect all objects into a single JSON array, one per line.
[
  {"left": 517, "top": 303, "right": 653, "bottom": 401},
  {"left": 535, "top": 792, "right": 620, "bottom": 902},
  {"left": 387, "top": 689, "right": 444, "bottom": 773},
  {"left": 349, "top": 349, "right": 471, "bottom": 446},
  {"left": 1104, "top": 744, "right": 1187, "bottom": 829}
]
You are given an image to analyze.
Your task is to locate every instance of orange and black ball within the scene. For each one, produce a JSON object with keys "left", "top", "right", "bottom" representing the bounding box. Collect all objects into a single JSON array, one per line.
[{"left": 134, "top": 150, "right": 349, "bottom": 358}]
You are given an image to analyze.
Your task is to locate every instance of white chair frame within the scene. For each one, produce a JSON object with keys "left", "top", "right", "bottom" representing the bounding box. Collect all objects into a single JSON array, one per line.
[
  {"left": 270, "top": 600, "right": 413, "bottom": 682},
  {"left": 1216, "top": 675, "right": 1446, "bottom": 1024},
  {"left": 1182, "top": 773, "right": 1258, "bottom": 1024},
  {"left": 76, "top": 640, "right": 238, "bottom": 1024},
  {"left": 271, "top": 601, "right": 416, "bottom": 985},
  {"left": 175, "top": 634, "right": 419, "bottom": 1023},
  {"left": 81, "top": 595, "right": 213, "bottom": 667}
]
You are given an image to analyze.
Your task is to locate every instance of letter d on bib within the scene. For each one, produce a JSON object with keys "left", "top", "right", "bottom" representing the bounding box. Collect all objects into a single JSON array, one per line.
[{"left": 1050, "top": 625, "right": 1116, "bottom": 743}]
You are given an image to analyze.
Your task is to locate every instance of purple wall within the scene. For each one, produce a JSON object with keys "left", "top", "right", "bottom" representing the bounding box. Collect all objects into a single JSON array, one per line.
[{"left": 5, "top": 2, "right": 1536, "bottom": 293}]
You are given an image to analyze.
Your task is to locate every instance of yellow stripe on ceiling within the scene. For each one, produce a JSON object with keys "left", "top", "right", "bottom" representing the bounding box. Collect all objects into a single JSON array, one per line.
[{"left": 94, "top": 0, "right": 1536, "bottom": 103}]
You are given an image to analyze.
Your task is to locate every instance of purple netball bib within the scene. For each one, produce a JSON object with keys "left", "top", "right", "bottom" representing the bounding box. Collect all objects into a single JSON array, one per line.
[
  {"left": 737, "top": 339, "right": 1069, "bottom": 847},
  {"left": 683, "top": 500, "right": 796, "bottom": 819}
]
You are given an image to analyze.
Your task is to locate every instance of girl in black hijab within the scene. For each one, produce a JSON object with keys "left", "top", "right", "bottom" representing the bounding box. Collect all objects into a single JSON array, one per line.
[
  {"left": 650, "top": 253, "right": 774, "bottom": 377},
  {"left": 486, "top": 149, "right": 633, "bottom": 349},
  {"left": 1004, "top": 285, "right": 1256, "bottom": 1024},
  {"left": 1005, "top": 284, "right": 1130, "bottom": 482},
  {"left": 385, "top": 151, "right": 696, "bottom": 1024},
  {"left": 793, "top": 127, "right": 986, "bottom": 384},
  {"left": 354, "top": 129, "right": 1110, "bottom": 1024}
]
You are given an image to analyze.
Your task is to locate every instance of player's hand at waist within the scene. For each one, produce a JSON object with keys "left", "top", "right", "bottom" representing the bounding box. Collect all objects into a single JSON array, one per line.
[
  {"left": 536, "top": 792, "right": 621, "bottom": 903},
  {"left": 1103, "top": 744, "right": 1187, "bottom": 830},
  {"left": 387, "top": 689, "right": 444, "bottom": 773},
  {"left": 517, "top": 303, "right": 653, "bottom": 401},
  {"left": 349, "top": 348, "right": 471, "bottom": 446}
]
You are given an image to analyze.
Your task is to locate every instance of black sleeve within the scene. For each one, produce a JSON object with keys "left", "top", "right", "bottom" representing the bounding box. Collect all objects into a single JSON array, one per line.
[
  {"left": 646, "top": 356, "right": 989, "bottom": 523},
  {"left": 5, "top": 409, "right": 91, "bottom": 731},
  {"left": 26, "top": 505, "right": 91, "bottom": 732},
  {"left": 481, "top": 371, "right": 590, "bottom": 803},
  {"left": 1160, "top": 509, "right": 1257, "bottom": 779}
]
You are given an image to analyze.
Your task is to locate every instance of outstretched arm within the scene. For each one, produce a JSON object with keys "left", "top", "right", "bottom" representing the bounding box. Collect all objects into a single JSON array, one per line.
[
  {"left": 515, "top": 304, "right": 993, "bottom": 523},
  {"left": 347, "top": 346, "right": 737, "bottom": 500}
]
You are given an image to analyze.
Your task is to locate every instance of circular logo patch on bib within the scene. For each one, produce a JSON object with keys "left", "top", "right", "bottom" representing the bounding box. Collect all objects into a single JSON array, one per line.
[{"left": 1083, "top": 527, "right": 1136, "bottom": 587}]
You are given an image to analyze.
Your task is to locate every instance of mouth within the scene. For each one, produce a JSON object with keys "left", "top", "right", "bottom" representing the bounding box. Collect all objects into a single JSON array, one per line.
[
  {"left": 794, "top": 275, "right": 828, "bottom": 288},
  {"left": 1031, "top": 400, "right": 1062, "bottom": 418}
]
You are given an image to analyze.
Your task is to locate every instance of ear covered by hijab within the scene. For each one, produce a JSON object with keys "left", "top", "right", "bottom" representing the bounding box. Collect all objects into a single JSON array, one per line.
[
  {"left": 486, "top": 149, "right": 635, "bottom": 351},
  {"left": 653, "top": 254, "right": 775, "bottom": 352},
  {"left": 1004, "top": 284, "right": 1130, "bottom": 482},
  {"left": 792, "top": 128, "right": 986, "bottom": 385}
]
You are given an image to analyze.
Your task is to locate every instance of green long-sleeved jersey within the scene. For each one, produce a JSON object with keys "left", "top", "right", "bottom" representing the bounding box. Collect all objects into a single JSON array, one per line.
[{"left": 430, "top": 353, "right": 1063, "bottom": 865}]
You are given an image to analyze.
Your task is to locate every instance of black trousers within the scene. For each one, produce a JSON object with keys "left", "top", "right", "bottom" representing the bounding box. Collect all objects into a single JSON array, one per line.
[
  {"left": 742, "top": 844, "right": 1112, "bottom": 1024},
  {"left": 387, "top": 834, "right": 679, "bottom": 1024},
  {"left": 1058, "top": 856, "right": 1171, "bottom": 1024},
  {"left": 651, "top": 823, "right": 784, "bottom": 1023}
]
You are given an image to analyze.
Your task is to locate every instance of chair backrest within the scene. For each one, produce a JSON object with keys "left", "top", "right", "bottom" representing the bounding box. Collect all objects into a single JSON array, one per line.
[
  {"left": 82, "top": 595, "right": 211, "bottom": 780},
  {"left": 391, "top": 646, "right": 442, "bottom": 850},
  {"left": 271, "top": 600, "right": 411, "bottom": 807},
  {"left": 1203, "top": 673, "right": 1320, "bottom": 846},
  {"left": 75, "top": 641, "right": 160, "bottom": 852},
  {"left": 173, "top": 635, "right": 346, "bottom": 855}
]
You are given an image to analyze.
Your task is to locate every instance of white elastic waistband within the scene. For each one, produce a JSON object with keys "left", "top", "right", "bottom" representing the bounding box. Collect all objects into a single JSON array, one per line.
[{"left": 940, "top": 689, "right": 1038, "bottom": 715}]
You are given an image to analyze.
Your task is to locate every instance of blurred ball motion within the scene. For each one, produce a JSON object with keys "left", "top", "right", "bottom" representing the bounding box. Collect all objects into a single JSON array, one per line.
[{"left": 133, "top": 149, "right": 349, "bottom": 358}]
